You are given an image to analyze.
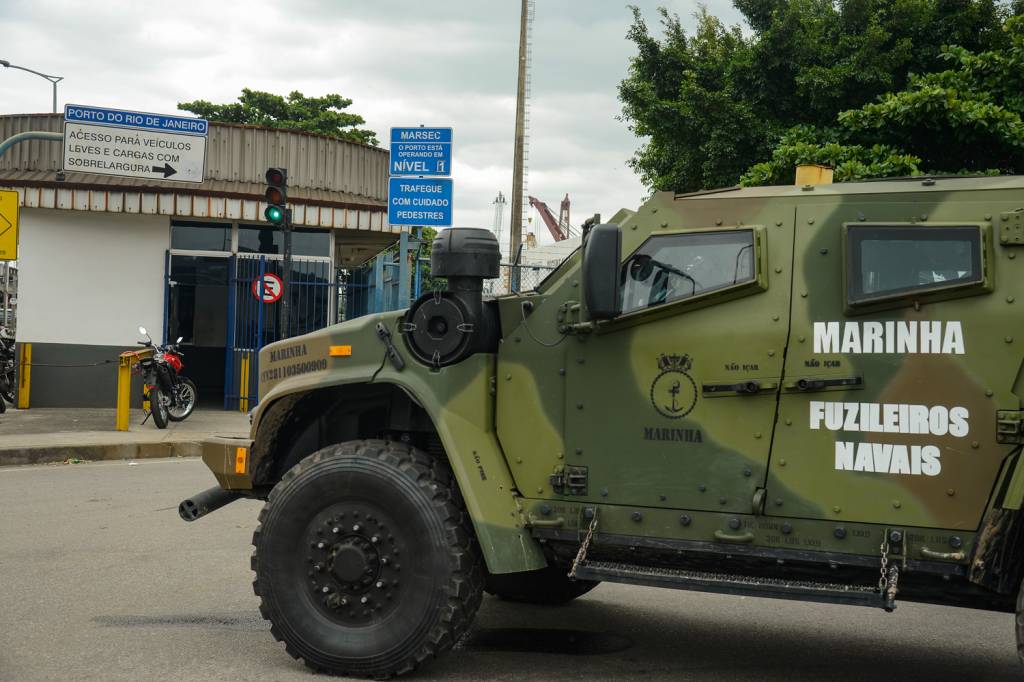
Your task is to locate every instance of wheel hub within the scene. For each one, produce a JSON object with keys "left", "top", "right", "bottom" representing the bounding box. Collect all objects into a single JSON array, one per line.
[
  {"left": 329, "top": 537, "right": 379, "bottom": 586},
  {"left": 305, "top": 507, "right": 403, "bottom": 624}
]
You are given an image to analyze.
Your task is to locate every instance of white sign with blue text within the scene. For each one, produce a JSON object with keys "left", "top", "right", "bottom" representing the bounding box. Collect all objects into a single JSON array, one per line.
[
  {"left": 388, "top": 177, "right": 453, "bottom": 227},
  {"left": 389, "top": 127, "right": 452, "bottom": 177},
  {"left": 62, "top": 104, "right": 208, "bottom": 183}
]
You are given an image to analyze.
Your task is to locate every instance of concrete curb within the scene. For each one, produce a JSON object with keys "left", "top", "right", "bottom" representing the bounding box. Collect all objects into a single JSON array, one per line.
[{"left": 0, "top": 440, "right": 203, "bottom": 467}]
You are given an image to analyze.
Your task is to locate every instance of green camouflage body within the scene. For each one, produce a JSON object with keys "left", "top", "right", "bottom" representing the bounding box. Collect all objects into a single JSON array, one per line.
[{"left": 217, "top": 175, "right": 1024, "bottom": 578}]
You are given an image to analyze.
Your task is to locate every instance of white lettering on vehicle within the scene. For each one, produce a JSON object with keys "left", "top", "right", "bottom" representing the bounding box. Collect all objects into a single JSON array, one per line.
[
  {"left": 813, "top": 321, "right": 965, "bottom": 355},
  {"left": 809, "top": 401, "right": 969, "bottom": 476}
]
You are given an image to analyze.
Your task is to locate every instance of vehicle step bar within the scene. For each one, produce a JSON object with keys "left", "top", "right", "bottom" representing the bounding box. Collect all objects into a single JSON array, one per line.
[{"left": 571, "top": 560, "right": 892, "bottom": 610}]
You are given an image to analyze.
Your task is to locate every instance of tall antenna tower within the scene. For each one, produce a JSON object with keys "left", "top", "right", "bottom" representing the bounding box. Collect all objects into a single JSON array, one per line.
[
  {"left": 492, "top": 191, "right": 507, "bottom": 259},
  {"left": 509, "top": 0, "right": 535, "bottom": 261}
]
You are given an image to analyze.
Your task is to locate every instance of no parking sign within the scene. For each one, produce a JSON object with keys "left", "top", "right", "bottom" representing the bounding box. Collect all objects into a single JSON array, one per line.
[{"left": 252, "top": 273, "right": 283, "bottom": 303}]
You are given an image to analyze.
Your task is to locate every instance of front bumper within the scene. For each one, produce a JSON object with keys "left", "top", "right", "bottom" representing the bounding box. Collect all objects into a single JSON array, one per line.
[{"left": 200, "top": 436, "right": 254, "bottom": 491}]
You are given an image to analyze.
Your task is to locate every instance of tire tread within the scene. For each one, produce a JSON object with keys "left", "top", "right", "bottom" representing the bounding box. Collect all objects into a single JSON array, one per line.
[{"left": 252, "top": 439, "right": 483, "bottom": 678}]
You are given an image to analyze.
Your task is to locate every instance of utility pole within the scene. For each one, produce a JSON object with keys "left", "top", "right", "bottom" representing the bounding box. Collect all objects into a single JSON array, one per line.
[{"left": 509, "top": 0, "right": 530, "bottom": 260}]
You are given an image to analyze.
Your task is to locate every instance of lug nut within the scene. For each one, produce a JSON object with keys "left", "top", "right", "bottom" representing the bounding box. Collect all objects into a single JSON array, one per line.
[
  {"left": 360, "top": 596, "right": 369, "bottom": 604},
  {"left": 376, "top": 581, "right": 384, "bottom": 589},
  {"left": 352, "top": 524, "right": 361, "bottom": 532},
  {"left": 332, "top": 527, "right": 340, "bottom": 534},
  {"left": 316, "top": 542, "right": 325, "bottom": 549}
]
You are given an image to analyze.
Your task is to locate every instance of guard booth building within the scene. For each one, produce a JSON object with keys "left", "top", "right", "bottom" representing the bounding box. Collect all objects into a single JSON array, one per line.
[{"left": 0, "top": 113, "right": 399, "bottom": 408}]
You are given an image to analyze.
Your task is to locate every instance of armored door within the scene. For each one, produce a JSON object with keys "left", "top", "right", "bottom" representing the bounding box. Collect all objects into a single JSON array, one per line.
[
  {"left": 767, "top": 195, "right": 1021, "bottom": 531},
  {"left": 563, "top": 217, "right": 794, "bottom": 515}
]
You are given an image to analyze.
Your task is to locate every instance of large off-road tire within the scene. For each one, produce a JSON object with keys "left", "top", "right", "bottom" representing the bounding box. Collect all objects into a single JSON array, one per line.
[
  {"left": 485, "top": 564, "right": 599, "bottom": 605},
  {"left": 167, "top": 378, "right": 197, "bottom": 422},
  {"left": 252, "top": 439, "right": 484, "bottom": 678}
]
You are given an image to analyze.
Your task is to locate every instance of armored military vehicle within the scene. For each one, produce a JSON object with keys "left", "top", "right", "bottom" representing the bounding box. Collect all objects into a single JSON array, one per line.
[{"left": 180, "top": 175, "right": 1024, "bottom": 677}]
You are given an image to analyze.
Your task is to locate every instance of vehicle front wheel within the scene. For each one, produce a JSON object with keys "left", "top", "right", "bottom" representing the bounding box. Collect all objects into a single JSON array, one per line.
[
  {"left": 252, "top": 439, "right": 484, "bottom": 678},
  {"left": 485, "top": 564, "right": 599, "bottom": 605}
]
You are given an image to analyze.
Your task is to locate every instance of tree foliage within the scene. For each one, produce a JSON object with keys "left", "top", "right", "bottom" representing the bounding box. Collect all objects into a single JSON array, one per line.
[
  {"left": 619, "top": 0, "right": 1018, "bottom": 192},
  {"left": 179, "top": 88, "right": 378, "bottom": 145},
  {"left": 742, "top": 15, "right": 1024, "bottom": 184}
]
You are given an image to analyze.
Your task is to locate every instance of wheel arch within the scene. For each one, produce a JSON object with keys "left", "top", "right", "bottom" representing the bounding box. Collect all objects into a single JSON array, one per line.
[{"left": 249, "top": 378, "right": 547, "bottom": 575}]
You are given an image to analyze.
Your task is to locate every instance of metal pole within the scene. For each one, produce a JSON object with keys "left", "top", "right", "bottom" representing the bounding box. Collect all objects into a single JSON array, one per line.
[
  {"left": 280, "top": 213, "right": 292, "bottom": 339},
  {"left": 0, "top": 61, "right": 62, "bottom": 113},
  {"left": 509, "top": 0, "right": 528, "bottom": 260},
  {"left": 2, "top": 262, "right": 9, "bottom": 326}
]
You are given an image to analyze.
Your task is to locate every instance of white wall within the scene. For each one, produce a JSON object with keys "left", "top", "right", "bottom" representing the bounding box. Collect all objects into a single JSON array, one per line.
[{"left": 18, "top": 208, "right": 168, "bottom": 346}]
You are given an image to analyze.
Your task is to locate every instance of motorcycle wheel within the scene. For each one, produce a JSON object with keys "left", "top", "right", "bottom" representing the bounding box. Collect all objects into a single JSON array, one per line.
[
  {"left": 150, "top": 387, "right": 169, "bottom": 429},
  {"left": 1, "top": 370, "right": 13, "bottom": 404},
  {"left": 168, "top": 378, "right": 197, "bottom": 422}
]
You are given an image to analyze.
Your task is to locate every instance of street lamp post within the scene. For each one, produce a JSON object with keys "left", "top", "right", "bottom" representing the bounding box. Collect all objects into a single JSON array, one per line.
[{"left": 0, "top": 60, "right": 63, "bottom": 113}]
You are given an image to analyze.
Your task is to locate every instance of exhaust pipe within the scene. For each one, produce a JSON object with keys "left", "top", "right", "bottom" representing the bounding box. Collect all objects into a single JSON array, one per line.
[{"left": 179, "top": 486, "right": 243, "bottom": 522}]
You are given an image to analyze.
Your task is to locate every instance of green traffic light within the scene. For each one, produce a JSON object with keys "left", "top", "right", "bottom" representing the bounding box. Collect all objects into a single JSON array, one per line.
[{"left": 265, "top": 205, "right": 285, "bottom": 223}]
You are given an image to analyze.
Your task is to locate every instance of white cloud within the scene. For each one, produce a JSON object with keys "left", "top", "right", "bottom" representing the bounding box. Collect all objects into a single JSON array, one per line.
[{"left": 0, "top": 0, "right": 745, "bottom": 247}]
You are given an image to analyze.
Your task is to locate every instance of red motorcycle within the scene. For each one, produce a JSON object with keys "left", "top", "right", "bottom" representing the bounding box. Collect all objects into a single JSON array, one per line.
[{"left": 135, "top": 326, "right": 198, "bottom": 429}]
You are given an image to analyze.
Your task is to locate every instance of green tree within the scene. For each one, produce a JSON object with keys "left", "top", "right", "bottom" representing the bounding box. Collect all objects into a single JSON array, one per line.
[
  {"left": 742, "top": 15, "right": 1024, "bottom": 184},
  {"left": 179, "top": 89, "right": 378, "bottom": 145},
  {"left": 619, "top": 0, "right": 1015, "bottom": 192}
]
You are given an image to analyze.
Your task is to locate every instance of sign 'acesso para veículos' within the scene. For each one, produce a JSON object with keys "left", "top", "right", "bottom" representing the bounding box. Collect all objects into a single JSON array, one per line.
[{"left": 62, "top": 104, "right": 208, "bottom": 183}]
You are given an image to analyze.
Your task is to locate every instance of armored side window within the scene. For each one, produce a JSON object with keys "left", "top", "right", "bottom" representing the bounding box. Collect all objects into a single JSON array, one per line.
[
  {"left": 620, "top": 230, "right": 756, "bottom": 314},
  {"left": 846, "top": 225, "right": 984, "bottom": 306}
]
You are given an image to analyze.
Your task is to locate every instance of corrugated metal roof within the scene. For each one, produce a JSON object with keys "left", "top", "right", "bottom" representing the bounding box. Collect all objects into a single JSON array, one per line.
[{"left": 0, "top": 113, "right": 389, "bottom": 205}]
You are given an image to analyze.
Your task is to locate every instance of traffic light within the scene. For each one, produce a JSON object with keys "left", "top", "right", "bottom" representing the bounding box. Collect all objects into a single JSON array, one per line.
[{"left": 264, "top": 167, "right": 288, "bottom": 225}]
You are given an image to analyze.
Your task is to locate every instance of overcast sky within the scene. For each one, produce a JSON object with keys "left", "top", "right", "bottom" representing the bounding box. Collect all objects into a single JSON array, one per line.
[{"left": 0, "top": 0, "right": 742, "bottom": 247}]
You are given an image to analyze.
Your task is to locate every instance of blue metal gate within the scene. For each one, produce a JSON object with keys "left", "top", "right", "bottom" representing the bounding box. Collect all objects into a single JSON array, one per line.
[{"left": 224, "top": 255, "right": 335, "bottom": 411}]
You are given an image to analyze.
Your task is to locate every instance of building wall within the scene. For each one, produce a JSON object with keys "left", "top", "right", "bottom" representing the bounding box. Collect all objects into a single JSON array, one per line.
[{"left": 17, "top": 209, "right": 167, "bottom": 407}]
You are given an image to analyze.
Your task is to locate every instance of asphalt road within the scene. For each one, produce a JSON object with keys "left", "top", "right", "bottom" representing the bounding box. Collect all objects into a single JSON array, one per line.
[{"left": 0, "top": 457, "right": 1019, "bottom": 681}]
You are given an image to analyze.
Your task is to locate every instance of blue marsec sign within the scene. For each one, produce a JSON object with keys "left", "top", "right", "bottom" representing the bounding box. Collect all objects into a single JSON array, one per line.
[{"left": 389, "top": 127, "right": 452, "bottom": 177}]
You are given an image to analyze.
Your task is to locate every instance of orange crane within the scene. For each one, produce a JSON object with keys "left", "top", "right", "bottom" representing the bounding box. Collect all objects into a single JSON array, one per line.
[{"left": 528, "top": 194, "right": 572, "bottom": 242}]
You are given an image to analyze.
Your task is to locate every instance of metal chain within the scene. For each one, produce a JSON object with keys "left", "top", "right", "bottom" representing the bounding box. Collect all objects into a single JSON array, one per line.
[
  {"left": 569, "top": 511, "right": 598, "bottom": 580},
  {"left": 887, "top": 565, "right": 900, "bottom": 600},
  {"left": 878, "top": 540, "right": 890, "bottom": 591}
]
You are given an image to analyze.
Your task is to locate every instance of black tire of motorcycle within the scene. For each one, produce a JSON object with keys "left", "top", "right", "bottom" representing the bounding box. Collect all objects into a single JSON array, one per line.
[
  {"left": 168, "top": 378, "right": 197, "bottom": 422},
  {"left": 150, "top": 387, "right": 169, "bottom": 429},
  {"left": 1, "top": 371, "right": 13, "bottom": 404}
]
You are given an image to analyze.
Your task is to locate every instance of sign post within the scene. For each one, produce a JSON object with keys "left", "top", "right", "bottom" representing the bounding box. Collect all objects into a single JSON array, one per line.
[{"left": 62, "top": 104, "right": 208, "bottom": 183}]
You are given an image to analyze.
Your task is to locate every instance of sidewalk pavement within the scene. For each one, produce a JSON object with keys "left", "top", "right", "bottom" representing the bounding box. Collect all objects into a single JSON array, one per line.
[{"left": 0, "top": 407, "right": 250, "bottom": 466}]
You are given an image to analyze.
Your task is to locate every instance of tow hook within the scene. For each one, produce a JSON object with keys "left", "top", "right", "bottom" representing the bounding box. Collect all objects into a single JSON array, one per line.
[{"left": 178, "top": 486, "right": 243, "bottom": 522}]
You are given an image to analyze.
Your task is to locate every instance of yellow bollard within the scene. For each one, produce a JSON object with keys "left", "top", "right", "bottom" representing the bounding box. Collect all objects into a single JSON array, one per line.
[
  {"left": 239, "top": 353, "right": 250, "bottom": 413},
  {"left": 115, "top": 348, "right": 152, "bottom": 431},
  {"left": 16, "top": 342, "right": 30, "bottom": 409},
  {"left": 116, "top": 352, "right": 135, "bottom": 431}
]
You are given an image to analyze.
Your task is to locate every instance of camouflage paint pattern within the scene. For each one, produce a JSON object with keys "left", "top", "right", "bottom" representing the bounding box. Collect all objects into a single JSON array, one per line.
[{"left": 201, "top": 175, "right": 1024, "bottom": 574}]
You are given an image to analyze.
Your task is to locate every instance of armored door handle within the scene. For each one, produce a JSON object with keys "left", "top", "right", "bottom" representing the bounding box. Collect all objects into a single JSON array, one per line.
[
  {"left": 714, "top": 530, "right": 755, "bottom": 543},
  {"left": 527, "top": 514, "right": 565, "bottom": 528},
  {"left": 702, "top": 380, "right": 778, "bottom": 397},
  {"left": 784, "top": 376, "right": 863, "bottom": 392},
  {"left": 920, "top": 546, "right": 966, "bottom": 561}
]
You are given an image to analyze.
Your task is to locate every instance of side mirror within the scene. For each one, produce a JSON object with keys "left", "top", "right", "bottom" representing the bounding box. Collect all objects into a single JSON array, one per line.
[{"left": 582, "top": 224, "right": 622, "bottom": 320}]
